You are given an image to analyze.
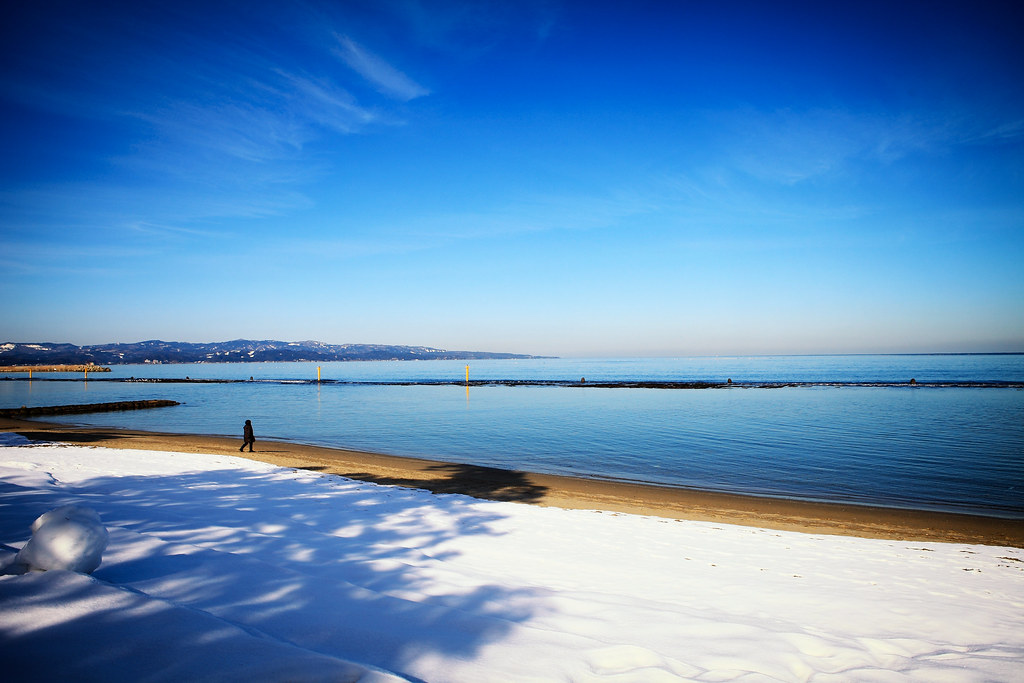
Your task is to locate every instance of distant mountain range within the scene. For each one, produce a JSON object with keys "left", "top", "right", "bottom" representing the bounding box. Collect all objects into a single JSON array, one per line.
[{"left": 0, "top": 340, "right": 545, "bottom": 365}]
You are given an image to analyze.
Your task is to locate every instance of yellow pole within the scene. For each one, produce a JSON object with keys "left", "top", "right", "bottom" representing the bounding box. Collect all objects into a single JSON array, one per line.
[
  {"left": 29, "top": 369, "right": 32, "bottom": 379},
  {"left": 317, "top": 366, "right": 321, "bottom": 382},
  {"left": 465, "top": 364, "right": 469, "bottom": 385}
]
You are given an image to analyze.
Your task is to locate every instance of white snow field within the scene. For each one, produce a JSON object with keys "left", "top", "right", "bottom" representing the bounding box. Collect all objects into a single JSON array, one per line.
[{"left": 1, "top": 442, "right": 1022, "bottom": 682}]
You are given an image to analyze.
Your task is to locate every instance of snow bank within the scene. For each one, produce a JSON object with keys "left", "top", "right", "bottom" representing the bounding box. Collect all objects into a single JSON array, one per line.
[
  {"left": 1, "top": 443, "right": 1022, "bottom": 682},
  {"left": 5, "top": 505, "right": 108, "bottom": 574}
]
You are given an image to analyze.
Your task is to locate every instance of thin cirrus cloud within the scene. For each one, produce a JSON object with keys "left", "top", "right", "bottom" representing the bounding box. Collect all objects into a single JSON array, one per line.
[
  {"left": 333, "top": 34, "right": 430, "bottom": 102},
  {"left": 275, "top": 70, "right": 379, "bottom": 134}
]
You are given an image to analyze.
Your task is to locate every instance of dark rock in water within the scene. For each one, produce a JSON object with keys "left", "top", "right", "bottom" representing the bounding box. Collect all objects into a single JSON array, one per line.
[{"left": 0, "top": 400, "right": 180, "bottom": 417}]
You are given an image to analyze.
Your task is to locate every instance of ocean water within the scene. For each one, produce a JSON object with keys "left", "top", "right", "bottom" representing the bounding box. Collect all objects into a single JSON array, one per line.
[{"left": 2, "top": 355, "right": 1022, "bottom": 518}]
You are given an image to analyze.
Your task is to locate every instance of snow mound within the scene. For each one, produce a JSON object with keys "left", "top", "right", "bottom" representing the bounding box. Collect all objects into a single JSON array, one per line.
[{"left": 11, "top": 505, "right": 109, "bottom": 574}]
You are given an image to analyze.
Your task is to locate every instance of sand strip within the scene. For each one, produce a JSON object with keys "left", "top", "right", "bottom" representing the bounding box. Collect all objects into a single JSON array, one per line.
[{"left": 3, "top": 416, "right": 1021, "bottom": 547}]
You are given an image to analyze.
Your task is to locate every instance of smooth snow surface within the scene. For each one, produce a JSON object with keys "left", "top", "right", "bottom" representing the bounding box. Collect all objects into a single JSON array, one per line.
[{"left": 1, "top": 444, "right": 1022, "bottom": 682}]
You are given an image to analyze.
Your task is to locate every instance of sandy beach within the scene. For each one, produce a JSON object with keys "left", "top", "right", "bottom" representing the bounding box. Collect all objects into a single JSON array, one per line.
[{"left": 3, "top": 416, "right": 1021, "bottom": 548}]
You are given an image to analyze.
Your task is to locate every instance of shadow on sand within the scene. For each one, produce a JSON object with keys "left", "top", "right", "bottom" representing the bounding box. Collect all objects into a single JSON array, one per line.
[{"left": 342, "top": 463, "right": 547, "bottom": 504}]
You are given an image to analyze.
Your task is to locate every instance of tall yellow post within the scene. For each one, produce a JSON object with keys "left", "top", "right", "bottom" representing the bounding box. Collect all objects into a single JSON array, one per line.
[
  {"left": 317, "top": 366, "right": 321, "bottom": 383},
  {"left": 465, "top": 364, "right": 469, "bottom": 385}
]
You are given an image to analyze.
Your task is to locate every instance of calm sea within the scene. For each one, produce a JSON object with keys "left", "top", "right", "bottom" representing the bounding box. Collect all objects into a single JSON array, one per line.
[{"left": 2, "top": 355, "right": 1022, "bottom": 518}]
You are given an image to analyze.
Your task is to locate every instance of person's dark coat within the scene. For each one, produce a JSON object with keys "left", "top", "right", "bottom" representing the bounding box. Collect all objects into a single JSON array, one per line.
[{"left": 241, "top": 420, "right": 255, "bottom": 452}]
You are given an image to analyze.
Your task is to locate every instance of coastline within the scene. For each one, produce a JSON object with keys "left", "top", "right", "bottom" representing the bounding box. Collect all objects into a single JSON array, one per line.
[{"left": 3, "top": 416, "right": 1022, "bottom": 547}]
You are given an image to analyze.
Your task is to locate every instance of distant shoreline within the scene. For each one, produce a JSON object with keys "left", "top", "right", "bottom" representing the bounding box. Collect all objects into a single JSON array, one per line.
[
  {"left": 4, "top": 343, "right": 1022, "bottom": 370},
  {"left": 3, "top": 416, "right": 1022, "bottom": 548},
  {"left": 4, "top": 376, "right": 1023, "bottom": 388},
  {"left": 0, "top": 365, "right": 111, "bottom": 373},
  {"left": 0, "top": 339, "right": 550, "bottom": 366}
]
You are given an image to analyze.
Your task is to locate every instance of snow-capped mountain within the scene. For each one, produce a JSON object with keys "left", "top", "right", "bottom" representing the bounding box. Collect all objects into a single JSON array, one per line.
[{"left": 0, "top": 340, "right": 541, "bottom": 365}]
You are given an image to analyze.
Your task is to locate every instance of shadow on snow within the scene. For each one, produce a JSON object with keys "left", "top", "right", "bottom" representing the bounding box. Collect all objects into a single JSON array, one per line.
[{"left": 0, "top": 455, "right": 547, "bottom": 680}]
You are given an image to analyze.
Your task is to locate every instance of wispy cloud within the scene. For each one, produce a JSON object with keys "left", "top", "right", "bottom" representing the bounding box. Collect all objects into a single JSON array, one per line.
[
  {"left": 123, "top": 221, "right": 219, "bottom": 239},
  {"left": 123, "top": 65, "right": 386, "bottom": 174},
  {"left": 333, "top": 35, "right": 430, "bottom": 101},
  {"left": 963, "top": 118, "right": 1024, "bottom": 145},
  {"left": 274, "top": 235, "right": 428, "bottom": 260},
  {"left": 720, "top": 109, "right": 879, "bottom": 185},
  {"left": 0, "top": 235, "right": 153, "bottom": 278},
  {"left": 699, "top": 107, "right": 1023, "bottom": 190},
  {"left": 284, "top": 191, "right": 654, "bottom": 265},
  {"left": 275, "top": 70, "right": 380, "bottom": 133},
  {"left": 0, "top": 5, "right": 436, "bottom": 243}
]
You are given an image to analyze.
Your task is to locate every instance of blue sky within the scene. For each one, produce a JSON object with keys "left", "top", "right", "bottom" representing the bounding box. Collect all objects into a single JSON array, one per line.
[{"left": 2, "top": 1, "right": 1022, "bottom": 356}]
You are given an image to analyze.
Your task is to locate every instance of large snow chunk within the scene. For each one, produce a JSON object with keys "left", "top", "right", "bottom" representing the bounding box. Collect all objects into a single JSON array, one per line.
[{"left": 13, "top": 506, "right": 109, "bottom": 574}]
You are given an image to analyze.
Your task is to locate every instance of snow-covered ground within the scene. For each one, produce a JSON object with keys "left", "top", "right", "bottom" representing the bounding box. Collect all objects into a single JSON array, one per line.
[{"left": 2, "top": 440, "right": 1022, "bottom": 681}]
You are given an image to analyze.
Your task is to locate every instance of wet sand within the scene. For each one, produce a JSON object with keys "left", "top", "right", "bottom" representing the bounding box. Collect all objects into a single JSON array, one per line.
[{"left": 3, "top": 416, "right": 1022, "bottom": 547}]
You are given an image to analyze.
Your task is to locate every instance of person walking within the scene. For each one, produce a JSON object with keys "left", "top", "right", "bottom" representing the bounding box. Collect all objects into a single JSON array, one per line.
[{"left": 240, "top": 419, "right": 255, "bottom": 452}]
